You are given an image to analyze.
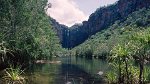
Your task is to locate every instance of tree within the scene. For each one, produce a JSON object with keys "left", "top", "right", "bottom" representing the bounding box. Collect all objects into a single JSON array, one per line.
[
  {"left": 110, "top": 43, "right": 133, "bottom": 83},
  {"left": 0, "top": 0, "right": 62, "bottom": 64},
  {"left": 132, "top": 29, "right": 150, "bottom": 84}
]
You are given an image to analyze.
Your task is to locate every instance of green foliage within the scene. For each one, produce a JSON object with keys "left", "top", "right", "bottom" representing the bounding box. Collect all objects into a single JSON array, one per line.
[
  {"left": 128, "top": 66, "right": 140, "bottom": 84},
  {"left": 0, "top": 0, "right": 62, "bottom": 64},
  {"left": 143, "top": 66, "right": 150, "bottom": 82},
  {"left": 70, "top": 7, "right": 150, "bottom": 84},
  {"left": 71, "top": 7, "right": 150, "bottom": 60},
  {"left": 106, "top": 71, "right": 117, "bottom": 84},
  {"left": 2, "top": 65, "right": 25, "bottom": 84},
  {"left": 107, "top": 28, "right": 150, "bottom": 84},
  {"left": 111, "top": 43, "right": 132, "bottom": 59},
  {"left": 0, "top": 41, "right": 14, "bottom": 62}
]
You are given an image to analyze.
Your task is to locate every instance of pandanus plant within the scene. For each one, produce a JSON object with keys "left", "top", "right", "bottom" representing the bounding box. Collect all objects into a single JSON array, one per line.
[
  {"left": 131, "top": 29, "right": 150, "bottom": 84},
  {"left": 110, "top": 43, "right": 133, "bottom": 84}
]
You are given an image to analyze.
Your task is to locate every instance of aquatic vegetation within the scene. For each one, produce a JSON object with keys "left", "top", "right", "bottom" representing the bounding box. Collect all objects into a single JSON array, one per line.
[{"left": 2, "top": 66, "right": 25, "bottom": 84}]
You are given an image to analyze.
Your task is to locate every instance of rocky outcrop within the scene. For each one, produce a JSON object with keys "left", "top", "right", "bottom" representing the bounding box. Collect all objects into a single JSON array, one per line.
[{"left": 50, "top": 0, "right": 150, "bottom": 48}]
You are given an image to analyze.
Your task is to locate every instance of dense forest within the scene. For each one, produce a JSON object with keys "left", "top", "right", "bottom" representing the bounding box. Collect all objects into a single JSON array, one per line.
[
  {"left": 0, "top": 0, "right": 63, "bottom": 64},
  {"left": 0, "top": 0, "right": 63, "bottom": 83}
]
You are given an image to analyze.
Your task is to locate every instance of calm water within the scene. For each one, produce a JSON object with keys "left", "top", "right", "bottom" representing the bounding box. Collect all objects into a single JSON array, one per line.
[{"left": 26, "top": 56, "right": 109, "bottom": 84}]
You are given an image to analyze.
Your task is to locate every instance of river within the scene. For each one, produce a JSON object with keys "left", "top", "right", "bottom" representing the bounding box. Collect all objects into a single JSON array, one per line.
[{"left": 26, "top": 56, "right": 109, "bottom": 84}]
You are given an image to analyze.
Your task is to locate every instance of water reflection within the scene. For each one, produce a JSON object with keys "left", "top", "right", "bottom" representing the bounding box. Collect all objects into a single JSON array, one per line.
[{"left": 26, "top": 56, "right": 109, "bottom": 84}]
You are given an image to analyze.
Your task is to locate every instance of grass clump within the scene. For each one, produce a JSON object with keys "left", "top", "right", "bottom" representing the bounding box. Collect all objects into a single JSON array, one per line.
[{"left": 2, "top": 65, "right": 25, "bottom": 84}]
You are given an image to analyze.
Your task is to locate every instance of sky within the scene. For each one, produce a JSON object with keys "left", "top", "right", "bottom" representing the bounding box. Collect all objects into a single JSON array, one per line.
[{"left": 46, "top": 0, "right": 118, "bottom": 27}]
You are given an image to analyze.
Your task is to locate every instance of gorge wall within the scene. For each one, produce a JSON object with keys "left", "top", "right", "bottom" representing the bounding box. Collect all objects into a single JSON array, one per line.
[{"left": 50, "top": 0, "right": 150, "bottom": 48}]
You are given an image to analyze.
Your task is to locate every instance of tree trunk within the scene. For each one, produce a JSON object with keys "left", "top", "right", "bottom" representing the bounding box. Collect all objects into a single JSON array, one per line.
[
  {"left": 118, "top": 58, "right": 122, "bottom": 83},
  {"left": 125, "top": 58, "right": 129, "bottom": 84},
  {"left": 139, "top": 61, "right": 143, "bottom": 84}
]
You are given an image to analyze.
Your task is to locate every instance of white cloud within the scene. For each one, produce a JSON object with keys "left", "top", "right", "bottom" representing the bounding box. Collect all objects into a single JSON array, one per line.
[
  {"left": 100, "top": 0, "right": 118, "bottom": 6},
  {"left": 46, "top": 0, "right": 88, "bottom": 27}
]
